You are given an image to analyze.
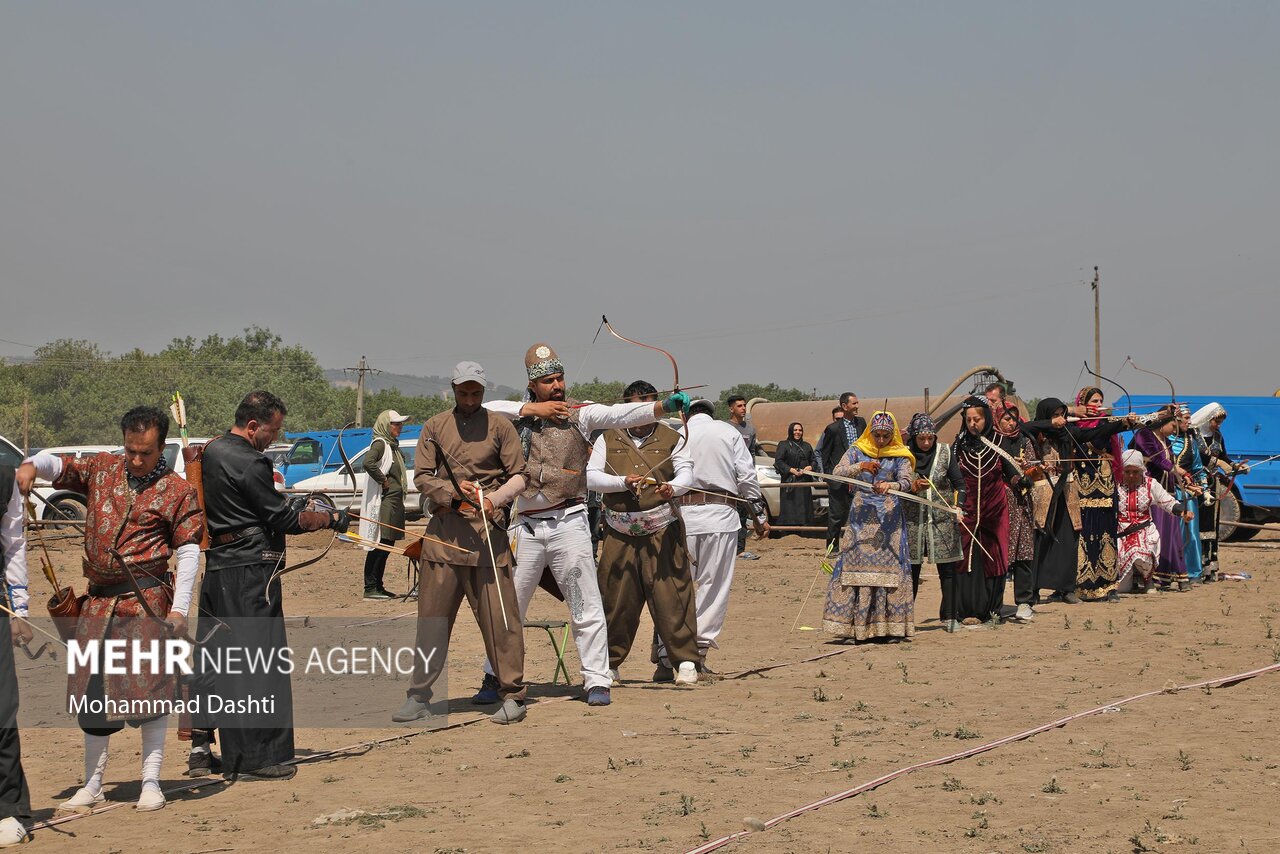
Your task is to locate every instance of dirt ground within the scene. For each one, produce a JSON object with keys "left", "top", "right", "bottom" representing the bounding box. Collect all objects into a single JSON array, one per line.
[{"left": 15, "top": 528, "right": 1280, "bottom": 853}]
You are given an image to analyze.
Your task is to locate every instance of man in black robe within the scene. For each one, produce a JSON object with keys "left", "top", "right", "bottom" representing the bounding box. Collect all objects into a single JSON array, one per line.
[
  {"left": 819, "top": 393, "right": 867, "bottom": 549},
  {"left": 188, "top": 391, "right": 349, "bottom": 781}
]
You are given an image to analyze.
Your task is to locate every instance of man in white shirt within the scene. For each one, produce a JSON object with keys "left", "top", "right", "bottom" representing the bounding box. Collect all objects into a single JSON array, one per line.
[
  {"left": 476, "top": 344, "right": 688, "bottom": 706},
  {"left": 661, "top": 400, "right": 769, "bottom": 674},
  {"left": 0, "top": 467, "right": 32, "bottom": 847}
]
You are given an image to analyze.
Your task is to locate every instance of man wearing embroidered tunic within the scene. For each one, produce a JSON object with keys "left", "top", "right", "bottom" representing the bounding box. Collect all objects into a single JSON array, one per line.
[
  {"left": 187, "top": 391, "right": 349, "bottom": 781},
  {"left": 474, "top": 343, "right": 688, "bottom": 707},
  {"left": 19, "top": 406, "right": 204, "bottom": 812},
  {"left": 587, "top": 381, "right": 699, "bottom": 685},
  {"left": 392, "top": 361, "right": 531, "bottom": 725}
]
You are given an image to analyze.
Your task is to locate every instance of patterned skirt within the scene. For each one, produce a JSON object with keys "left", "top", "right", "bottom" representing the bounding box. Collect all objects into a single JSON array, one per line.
[{"left": 1076, "top": 502, "right": 1118, "bottom": 600}]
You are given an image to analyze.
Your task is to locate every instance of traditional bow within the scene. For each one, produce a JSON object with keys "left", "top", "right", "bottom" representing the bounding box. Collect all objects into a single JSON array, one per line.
[
  {"left": 599, "top": 315, "right": 689, "bottom": 476},
  {"left": 107, "top": 547, "right": 221, "bottom": 645},
  {"left": 1124, "top": 356, "right": 1177, "bottom": 409},
  {"left": 1082, "top": 360, "right": 1133, "bottom": 417},
  {"left": 266, "top": 422, "right": 358, "bottom": 599}
]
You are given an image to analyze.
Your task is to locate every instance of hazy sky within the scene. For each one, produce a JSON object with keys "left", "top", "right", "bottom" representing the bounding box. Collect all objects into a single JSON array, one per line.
[{"left": 3, "top": 2, "right": 1277, "bottom": 400}]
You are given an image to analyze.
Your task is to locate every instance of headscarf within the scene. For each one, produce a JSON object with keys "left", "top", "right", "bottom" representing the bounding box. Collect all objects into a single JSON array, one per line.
[
  {"left": 906, "top": 412, "right": 938, "bottom": 475},
  {"left": 777, "top": 422, "right": 810, "bottom": 462},
  {"left": 1075, "top": 386, "right": 1123, "bottom": 472},
  {"left": 1121, "top": 449, "right": 1145, "bottom": 469},
  {"left": 955, "top": 396, "right": 996, "bottom": 455},
  {"left": 1191, "top": 402, "right": 1225, "bottom": 432},
  {"left": 994, "top": 401, "right": 1022, "bottom": 439},
  {"left": 372, "top": 410, "right": 407, "bottom": 485},
  {"left": 854, "top": 411, "right": 915, "bottom": 466}
]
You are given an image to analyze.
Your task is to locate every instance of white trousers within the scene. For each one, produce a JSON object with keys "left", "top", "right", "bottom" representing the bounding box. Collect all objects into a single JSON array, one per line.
[
  {"left": 658, "top": 529, "right": 738, "bottom": 661},
  {"left": 483, "top": 510, "right": 611, "bottom": 690}
]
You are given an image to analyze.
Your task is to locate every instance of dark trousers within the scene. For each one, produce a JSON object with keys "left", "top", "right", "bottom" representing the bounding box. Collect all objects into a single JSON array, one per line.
[
  {"left": 597, "top": 524, "right": 699, "bottom": 670},
  {"left": 0, "top": 612, "right": 31, "bottom": 823},
  {"left": 910, "top": 564, "right": 923, "bottom": 599},
  {"left": 363, "top": 538, "right": 395, "bottom": 591},
  {"left": 1010, "top": 559, "right": 1036, "bottom": 606},
  {"left": 189, "top": 562, "right": 295, "bottom": 773},
  {"left": 826, "top": 489, "right": 850, "bottom": 550},
  {"left": 737, "top": 505, "right": 749, "bottom": 553}
]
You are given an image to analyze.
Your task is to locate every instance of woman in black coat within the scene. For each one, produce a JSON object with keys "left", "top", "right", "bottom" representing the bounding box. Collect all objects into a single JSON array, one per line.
[{"left": 774, "top": 422, "right": 816, "bottom": 526}]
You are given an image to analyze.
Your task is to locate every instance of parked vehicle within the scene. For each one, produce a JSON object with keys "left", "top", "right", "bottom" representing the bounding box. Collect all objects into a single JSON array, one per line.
[
  {"left": 277, "top": 426, "right": 423, "bottom": 487},
  {"left": 753, "top": 441, "right": 828, "bottom": 530},
  {"left": 25, "top": 445, "right": 117, "bottom": 524},
  {"left": 290, "top": 438, "right": 422, "bottom": 516},
  {"left": 1122, "top": 394, "right": 1280, "bottom": 539}
]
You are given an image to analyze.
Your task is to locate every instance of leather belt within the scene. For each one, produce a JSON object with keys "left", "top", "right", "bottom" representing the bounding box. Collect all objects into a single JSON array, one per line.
[
  {"left": 89, "top": 572, "right": 169, "bottom": 598},
  {"left": 677, "top": 491, "right": 738, "bottom": 508},
  {"left": 211, "top": 525, "right": 267, "bottom": 546},
  {"left": 521, "top": 498, "right": 584, "bottom": 521}
]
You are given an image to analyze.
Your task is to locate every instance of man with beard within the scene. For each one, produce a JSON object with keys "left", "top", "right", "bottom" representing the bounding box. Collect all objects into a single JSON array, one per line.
[
  {"left": 473, "top": 344, "right": 688, "bottom": 707},
  {"left": 393, "top": 362, "right": 531, "bottom": 725},
  {"left": 587, "top": 380, "right": 699, "bottom": 685},
  {"left": 187, "top": 391, "right": 350, "bottom": 781}
]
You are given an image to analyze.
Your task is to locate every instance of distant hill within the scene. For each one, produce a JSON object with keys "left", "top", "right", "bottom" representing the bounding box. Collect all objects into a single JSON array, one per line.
[{"left": 324, "top": 369, "right": 521, "bottom": 400}]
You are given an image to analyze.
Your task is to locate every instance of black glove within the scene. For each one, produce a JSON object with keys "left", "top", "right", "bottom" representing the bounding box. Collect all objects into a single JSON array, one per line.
[
  {"left": 329, "top": 509, "right": 352, "bottom": 533},
  {"left": 288, "top": 494, "right": 311, "bottom": 514}
]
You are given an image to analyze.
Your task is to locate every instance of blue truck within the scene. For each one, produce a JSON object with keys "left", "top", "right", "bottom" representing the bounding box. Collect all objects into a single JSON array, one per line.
[
  {"left": 277, "top": 425, "right": 423, "bottom": 487},
  {"left": 1121, "top": 394, "right": 1280, "bottom": 538}
]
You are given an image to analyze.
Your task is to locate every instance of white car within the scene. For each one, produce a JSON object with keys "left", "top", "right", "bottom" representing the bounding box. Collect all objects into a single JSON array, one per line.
[
  {"left": 290, "top": 439, "right": 421, "bottom": 515},
  {"left": 753, "top": 444, "right": 828, "bottom": 528}
]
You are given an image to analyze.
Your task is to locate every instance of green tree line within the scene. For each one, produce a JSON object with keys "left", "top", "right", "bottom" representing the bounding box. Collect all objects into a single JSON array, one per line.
[{"left": 0, "top": 328, "right": 825, "bottom": 448}]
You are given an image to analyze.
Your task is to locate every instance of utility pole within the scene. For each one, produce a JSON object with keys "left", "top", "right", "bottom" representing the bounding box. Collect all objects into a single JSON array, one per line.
[
  {"left": 344, "top": 355, "right": 381, "bottom": 427},
  {"left": 1091, "top": 266, "right": 1101, "bottom": 374},
  {"left": 22, "top": 395, "right": 29, "bottom": 456}
]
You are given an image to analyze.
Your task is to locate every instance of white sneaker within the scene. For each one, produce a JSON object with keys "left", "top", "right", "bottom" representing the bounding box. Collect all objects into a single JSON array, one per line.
[
  {"left": 0, "top": 817, "right": 29, "bottom": 847},
  {"left": 57, "top": 787, "right": 105, "bottom": 814},
  {"left": 674, "top": 662, "right": 698, "bottom": 685},
  {"left": 136, "top": 784, "right": 166, "bottom": 812},
  {"left": 1015, "top": 604, "right": 1034, "bottom": 621},
  {"left": 609, "top": 668, "right": 621, "bottom": 687}
]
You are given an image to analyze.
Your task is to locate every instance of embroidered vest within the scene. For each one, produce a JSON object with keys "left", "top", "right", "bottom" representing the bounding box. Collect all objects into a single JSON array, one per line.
[
  {"left": 521, "top": 402, "right": 591, "bottom": 505},
  {"left": 601, "top": 426, "right": 680, "bottom": 513}
]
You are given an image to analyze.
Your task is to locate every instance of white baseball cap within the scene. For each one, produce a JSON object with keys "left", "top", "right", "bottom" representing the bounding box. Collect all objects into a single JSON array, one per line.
[
  {"left": 386, "top": 410, "right": 410, "bottom": 424},
  {"left": 452, "top": 361, "right": 487, "bottom": 386}
]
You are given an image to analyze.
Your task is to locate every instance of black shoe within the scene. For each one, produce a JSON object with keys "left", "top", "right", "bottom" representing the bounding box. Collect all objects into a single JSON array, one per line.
[
  {"left": 1105, "top": 591, "right": 1120, "bottom": 603},
  {"left": 229, "top": 763, "right": 297, "bottom": 781},
  {"left": 652, "top": 663, "right": 675, "bottom": 683},
  {"left": 186, "top": 749, "right": 223, "bottom": 778},
  {"left": 364, "top": 588, "right": 394, "bottom": 600},
  {"left": 1062, "top": 592, "right": 1081, "bottom": 605}
]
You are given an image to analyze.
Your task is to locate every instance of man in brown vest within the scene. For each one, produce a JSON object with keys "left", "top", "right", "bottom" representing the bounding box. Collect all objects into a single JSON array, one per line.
[
  {"left": 587, "top": 380, "right": 700, "bottom": 685},
  {"left": 475, "top": 344, "right": 688, "bottom": 707}
]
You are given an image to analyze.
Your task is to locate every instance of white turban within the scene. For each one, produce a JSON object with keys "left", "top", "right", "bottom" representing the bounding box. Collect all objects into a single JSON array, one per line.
[
  {"left": 1191, "top": 402, "right": 1225, "bottom": 431},
  {"left": 1121, "top": 449, "right": 1145, "bottom": 469}
]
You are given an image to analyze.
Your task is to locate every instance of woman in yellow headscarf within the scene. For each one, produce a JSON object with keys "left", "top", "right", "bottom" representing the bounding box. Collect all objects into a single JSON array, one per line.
[{"left": 821, "top": 411, "right": 916, "bottom": 642}]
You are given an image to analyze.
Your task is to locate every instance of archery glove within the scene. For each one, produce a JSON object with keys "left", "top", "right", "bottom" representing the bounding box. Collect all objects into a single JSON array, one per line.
[
  {"left": 662, "top": 391, "right": 690, "bottom": 414},
  {"left": 330, "top": 509, "right": 352, "bottom": 533}
]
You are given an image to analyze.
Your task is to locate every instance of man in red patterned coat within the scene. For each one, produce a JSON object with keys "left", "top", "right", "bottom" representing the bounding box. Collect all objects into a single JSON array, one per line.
[{"left": 18, "top": 406, "right": 204, "bottom": 814}]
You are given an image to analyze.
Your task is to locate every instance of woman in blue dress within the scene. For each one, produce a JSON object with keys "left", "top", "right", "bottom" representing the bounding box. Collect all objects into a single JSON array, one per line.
[{"left": 822, "top": 411, "right": 916, "bottom": 642}]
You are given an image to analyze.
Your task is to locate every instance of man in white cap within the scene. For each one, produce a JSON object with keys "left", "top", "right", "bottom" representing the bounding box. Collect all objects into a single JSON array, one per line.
[
  {"left": 395, "top": 361, "right": 531, "bottom": 724},
  {"left": 474, "top": 343, "right": 688, "bottom": 707},
  {"left": 1, "top": 465, "right": 32, "bottom": 847}
]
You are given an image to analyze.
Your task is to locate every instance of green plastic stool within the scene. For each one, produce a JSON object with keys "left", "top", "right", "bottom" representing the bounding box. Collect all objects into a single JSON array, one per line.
[{"left": 523, "top": 619, "right": 573, "bottom": 684}]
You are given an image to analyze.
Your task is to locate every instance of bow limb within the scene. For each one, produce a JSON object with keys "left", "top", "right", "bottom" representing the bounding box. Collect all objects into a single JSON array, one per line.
[
  {"left": 600, "top": 315, "right": 690, "bottom": 476},
  {"left": 1083, "top": 360, "right": 1133, "bottom": 417},
  {"left": 1125, "top": 356, "right": 1177, "bottom": 408}
]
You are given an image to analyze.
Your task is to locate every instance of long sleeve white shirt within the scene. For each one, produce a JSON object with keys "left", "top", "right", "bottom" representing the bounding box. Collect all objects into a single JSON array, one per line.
[
  {"left": 679, "top": 413, "right": 765, "bottom": 535},
  {"left": 3, "top": 476, "right": 30, "bottom": 616},
  {"left": 484, "top": 399, "right": 657, "bottom": 512},
  {"left": 585, "top": 424, "right": 694, "bottom": 495}
]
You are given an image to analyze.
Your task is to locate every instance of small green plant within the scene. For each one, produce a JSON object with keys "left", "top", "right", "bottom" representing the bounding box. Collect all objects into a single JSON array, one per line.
[
  {"left": 896, "top": 661, "right": 910, "bottom": 683},
  {"left": 813, "top": 686, "right": 828, "bottom": 702},
  {"left": 506, "top": 749, "right": 531, "bottom": 759},
  {"left": 1041, "top": 777, "right": 1064, "bottom": 794},
  {"left": 1177, "top": 749, "right": 1192, "bottom": 771},
  {"left": 1063, "top": 614, "right": 1071, "bottom": 630},
  {"left": 942, "top": 775, "right": 964, "bottom": 791},
  {"left": 1083, "top": 619, "right": 1094, "bottom": 631},
  {"left": 739, "top": 745, "right": 757, "bottom": 758},
  {"left": 678, "top": 794, "right": 695, "bottom": 816},
  {"left": 969, "top": 792, "right": 1000, "bottom": 805},
  {"left": 555, "top": 774, "right": 572, "bottom": 783},
  {"left": 699, "top": 821, "right": 710, "bottom": 840},
  {"left": 954, "top": 725, "right": 981, "bottom": 740},
  {"left": 866, "top": 803, "right": 884, "bottom": 819}
]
